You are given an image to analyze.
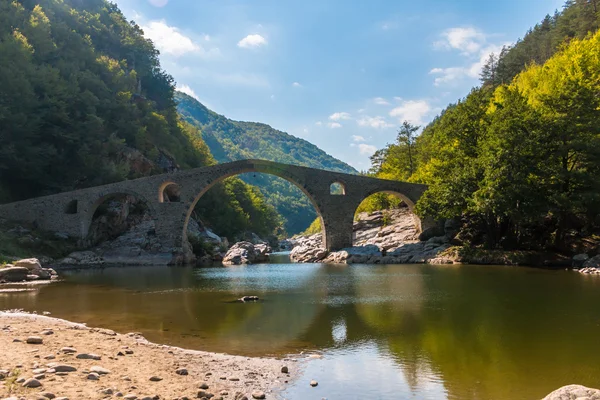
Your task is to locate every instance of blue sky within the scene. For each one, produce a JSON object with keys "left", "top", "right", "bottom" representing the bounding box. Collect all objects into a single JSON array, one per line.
[{"left": 115, "top": 0, "right": 565, "bottom": 171}]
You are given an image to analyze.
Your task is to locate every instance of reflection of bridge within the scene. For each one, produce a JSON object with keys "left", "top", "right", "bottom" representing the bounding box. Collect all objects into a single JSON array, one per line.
[{"left": 0, "top": 159, "right": 429, "bottom": 256}]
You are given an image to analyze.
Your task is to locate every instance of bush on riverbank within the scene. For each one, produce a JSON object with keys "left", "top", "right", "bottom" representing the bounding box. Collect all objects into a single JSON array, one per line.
[
  {"left": 438, "top": 246, "right": 571, "bottom": 267},
  {"left": 0, "top": 220, "right": 77, "bottom": 263}
]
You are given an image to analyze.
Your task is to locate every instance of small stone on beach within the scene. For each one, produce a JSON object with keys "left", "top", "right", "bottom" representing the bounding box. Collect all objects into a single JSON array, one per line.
[
  {"left": 22, "top": 378, "right": 42, "bottom": 388},
  {"left": 26, "top": 336, "right": 43, "bottom": 344},
  {"left": 90, "top": 366, "right": 110, "bottom": 375}
]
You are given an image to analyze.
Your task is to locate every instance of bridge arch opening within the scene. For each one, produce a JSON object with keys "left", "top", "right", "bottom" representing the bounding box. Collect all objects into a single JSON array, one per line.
[
  {"left": 64, "top": 199, "right": 78, "bottom": 214},
  {"left": 158, "top": 182, "right": 181, "bottom": 203},
  {"left": 352, "top": 191, "right": 421, "bottom": 246},
  {"left": 330, "top": 181, "right": 346, "bottom": 195},
  {"left": 181, "top": 166, "right": 327, "bottom": 260},
  {"left": 84, "top": 192, "right": 155, "bottom": 245}
]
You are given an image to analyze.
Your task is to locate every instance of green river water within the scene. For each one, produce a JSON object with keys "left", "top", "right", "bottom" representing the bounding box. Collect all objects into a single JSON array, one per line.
[{"left": 1, "top": 257, "right": 600, "bottom": 399}]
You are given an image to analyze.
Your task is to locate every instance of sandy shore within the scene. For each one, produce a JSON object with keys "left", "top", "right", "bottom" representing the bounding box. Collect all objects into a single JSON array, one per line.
[{"left": 0, "top": 312, "right": 294, "bottom": 400}]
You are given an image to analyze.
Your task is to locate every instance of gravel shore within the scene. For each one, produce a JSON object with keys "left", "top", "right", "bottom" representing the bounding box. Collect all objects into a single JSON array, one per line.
[{"left": 0, "top": 312, "right": 294, "bottom": 400}]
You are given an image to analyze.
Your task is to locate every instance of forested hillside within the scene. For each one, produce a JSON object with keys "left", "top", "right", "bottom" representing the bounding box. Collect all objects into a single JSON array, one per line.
[
  {"left": 176, "top": 92, "right": 357, "bottom": 234},
  {"left": 369, "top": 0, "right": 600, "bottom": 253},
  {"left": 0, "top": 0, "right": 280, "bottom": 239}
]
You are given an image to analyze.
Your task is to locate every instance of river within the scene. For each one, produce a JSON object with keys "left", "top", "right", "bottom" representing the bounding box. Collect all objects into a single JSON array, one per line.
[{"left": 1, "top": 257, "right": 600, "bottom": 399}]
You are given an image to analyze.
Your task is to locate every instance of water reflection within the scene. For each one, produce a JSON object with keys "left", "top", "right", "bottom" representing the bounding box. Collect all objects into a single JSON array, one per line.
[{"left": 1, "top": 263, "right": 600, "bottom": 399}]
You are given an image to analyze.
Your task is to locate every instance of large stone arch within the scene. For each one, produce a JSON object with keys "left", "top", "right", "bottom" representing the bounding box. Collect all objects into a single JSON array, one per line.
[{"left": 175, "top": 160, "right": 329, "bottom": 253}]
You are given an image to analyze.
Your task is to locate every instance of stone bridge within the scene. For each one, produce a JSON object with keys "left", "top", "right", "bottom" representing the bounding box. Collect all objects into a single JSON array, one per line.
[{"left": 0, "top": 159, "right": 430, "bottom": 260}]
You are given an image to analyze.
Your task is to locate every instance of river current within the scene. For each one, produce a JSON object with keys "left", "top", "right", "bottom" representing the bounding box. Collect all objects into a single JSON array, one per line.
[{"left": 1, "top": 256, "right": 600, "bottom": 399}]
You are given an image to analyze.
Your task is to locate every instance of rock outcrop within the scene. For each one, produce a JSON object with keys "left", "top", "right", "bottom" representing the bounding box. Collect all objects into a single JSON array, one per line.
[
  {"left": 0, "top": 258, "right": 58, "bottom": 283},
  {"left": 573, "top": 254, "right": 600, "bottom": 274},
  {"left": 288, "top": 208, "right": 452, "bottom": 264},
  {"left": 543, "top": 384, "right": 600, "bottom": 400},
  {"left": 222, "top": 242, "right": 272, "bottom": 265}
]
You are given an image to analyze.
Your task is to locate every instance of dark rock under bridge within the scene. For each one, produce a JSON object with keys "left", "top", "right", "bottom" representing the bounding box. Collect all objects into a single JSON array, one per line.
[{"left": 0, "top": 159, "right": 430, "bottom": 262}]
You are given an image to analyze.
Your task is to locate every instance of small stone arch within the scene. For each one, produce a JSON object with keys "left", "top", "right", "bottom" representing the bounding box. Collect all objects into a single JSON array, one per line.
[
  {"left": 158, "top": 181, "right": 181, "bottom": 203},
  {"left": 329, "top": 181, "right": 346, "bottom": 195},
  {"left": 64, "top": 199, "right": 78, "bottom": 214}
]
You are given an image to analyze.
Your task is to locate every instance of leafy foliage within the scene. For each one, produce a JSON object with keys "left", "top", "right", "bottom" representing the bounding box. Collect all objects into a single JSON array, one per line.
[
  {"left": 481, "top": 0, "right": 600, "bottom": 86},
  {"left": 370, "top": 4, "right": 600, "bottom": 252},
  {"left": 0, "top": 0, "right": 279, "bottom": 240}
]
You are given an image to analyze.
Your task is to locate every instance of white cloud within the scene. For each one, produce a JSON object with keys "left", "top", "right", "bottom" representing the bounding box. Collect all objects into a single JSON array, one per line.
[
  {"left": 435, "top": 27, "right": 486, "bottom": 55},
  {"left": 148, "top": 0, "right": 168, "bottom": 6},
  {"left": 177, "top": 84, "right": 199, "bottom": 100},
  {"left": 328, "top": 122, "right": 342, "bottom": 129},
  {"left": 292, "top": 82, "right": 302, "bottom": 87},
  {"left": 389, "top": 100, "right": 431, "bottom": 125},
  {"left": 238, "top": 34, "right": 267, "bottom": 48},
  {"left": 357, "top": 116, "right": 394, "bottom": 129},
  {"left": 352, "top": 135, "right": 366, "bottom": 142},
  {"left": 315, "top": 121, "right": 323, "bottom": 126},
  {"left": 204, "top": 34, "right": 211, "bottom": 41},
  {"left": 141, "top": 20, "right": 201, "bottom": 57},
  {"left": 358, "top": 143, "right": 377, "bottom": 156},
  {"left": 329, "top": 112, "right": 352, "bottom": 121},
  {"left": 373, "top": 97, "right": 390, "bottom": 105},
  {"left": 430, "top": 44, "right": 504, "bottom": 86}
]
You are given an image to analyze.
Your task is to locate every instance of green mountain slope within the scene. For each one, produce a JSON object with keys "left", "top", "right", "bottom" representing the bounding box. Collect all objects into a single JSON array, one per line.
[
  {"left": 0, "top": 0, "right": 279, "bottom": 242},
  {"left": 176, "top": 92, "right": 357, "bottom": 234}
]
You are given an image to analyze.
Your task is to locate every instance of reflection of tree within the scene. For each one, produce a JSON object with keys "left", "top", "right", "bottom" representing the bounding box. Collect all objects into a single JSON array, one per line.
[{"left": 352, "top": 266, "right": 600, "bottom": 400}]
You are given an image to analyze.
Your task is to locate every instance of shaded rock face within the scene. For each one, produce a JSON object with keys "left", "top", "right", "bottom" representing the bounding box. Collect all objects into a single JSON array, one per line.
[
  {"left": 87, "top": 196, "right": 149, "bottom": 247},
  {"left": 222, "top": 242, "right": 272, "bottom": 265},
  {"left": 0, "top": 258, "right": 58, "bottom": 283},
  {"left": 288, "top": 208, "right": 452, "bottom": 264}
]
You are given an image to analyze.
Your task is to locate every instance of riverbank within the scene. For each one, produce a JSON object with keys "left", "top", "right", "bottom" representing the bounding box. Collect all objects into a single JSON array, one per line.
[
  {"left": 282, "top": 209, "right": 600, "bottom": 269},
  {"left": 0, "top": 312, "right": 294, "bottom": 400}
]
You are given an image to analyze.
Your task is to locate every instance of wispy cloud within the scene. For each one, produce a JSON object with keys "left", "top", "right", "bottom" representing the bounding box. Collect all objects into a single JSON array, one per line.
[
  {"left": 389, "top": 100, "right": 431, "bottom": 125},
  {"left": 292, "top": 82, "right": 302, "bottom": 87},
  {"left": 373, "top": 97, "right": 390, "bottom": 105},
  {"left": 176, "top": 84, "right": 199, "bottom": 100},
  {"left": 328, "top": 122, "right": 342, "bottom": 129},
  {"left": 352, "top": 135, "right": 366, "bottom": 142},
  {"left": 142, "top": 20, "right": 204, "bottom": 57},
  {"left": 430, "top": 44, "right": 504, "bottom": 86},
  {"left": 357, "top": 116, "right": 394, "bottom": 129},
  {"left": 431, "top": 26, "right": 507, "bottom": 86},
  {"left": 434, "top": 27, "right": 486, "bottom": 55},
  {"left": 358, "top": 143, "right": 377, "bottom": 156},
  {"left": 329, "top": 112, "right": 352, "bottom": 121},
  {"left": 238, "top": 34, "right": 268, "bottom": 48}
]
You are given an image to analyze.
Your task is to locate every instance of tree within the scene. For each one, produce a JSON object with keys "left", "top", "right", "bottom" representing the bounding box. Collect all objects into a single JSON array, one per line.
[{"left": 396, "top": 121, "right": 419, "bottom": 175}]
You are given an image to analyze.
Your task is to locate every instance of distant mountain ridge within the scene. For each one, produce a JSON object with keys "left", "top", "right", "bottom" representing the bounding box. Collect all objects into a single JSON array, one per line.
[
  {"left": 175, "top": 91, "right": 357, "bottom": 234},
  {"left": 176, "top": 92, "right": 356, "bottom": 171}
]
